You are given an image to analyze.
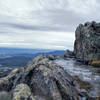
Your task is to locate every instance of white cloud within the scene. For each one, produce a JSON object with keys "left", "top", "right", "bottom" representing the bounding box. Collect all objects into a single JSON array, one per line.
[
  {"left": 0, "top": 31, "right": 74, "bottom": 50},
  {"left": 67, "top": 0, "right": 99, "bottom": 14},
  {"left": 0, "top": 0, "right": 100, "bottom": 50}
]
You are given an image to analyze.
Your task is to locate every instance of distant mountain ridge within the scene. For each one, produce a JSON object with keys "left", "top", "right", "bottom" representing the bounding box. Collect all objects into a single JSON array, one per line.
[
  {"left": 0, "top": 47, "right": 53, "bottom": 56},
  {"left": 0, "top": 47, "right": 65, "bottom": 67}
]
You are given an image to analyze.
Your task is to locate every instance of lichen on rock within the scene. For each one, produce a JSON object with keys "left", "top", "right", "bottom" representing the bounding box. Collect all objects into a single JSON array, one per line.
[
  {"left": 13, "top": 83, "right": 35, "bottom": 100},
  {"left": 74, "top": 21, "right": 100, "bottom": 67}
]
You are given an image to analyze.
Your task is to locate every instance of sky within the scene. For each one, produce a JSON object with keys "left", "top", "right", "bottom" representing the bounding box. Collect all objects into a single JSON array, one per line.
[{"left": 0, "top": 0, "right": 100, "bottom": 50}]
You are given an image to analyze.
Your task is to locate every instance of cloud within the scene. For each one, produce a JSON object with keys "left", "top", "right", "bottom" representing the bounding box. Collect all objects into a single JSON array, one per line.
[
  {"left": 0, "top": 31, "right": 74, "bottom": 50},
  {"left": 0, "top": 22, "right": 69, "bottom": 32},
  {"left": 67, "top": 0, "right": 99, "bottom": 14},
  {"left": 0, "top": 0, "right": 100, "bottom": 50}
]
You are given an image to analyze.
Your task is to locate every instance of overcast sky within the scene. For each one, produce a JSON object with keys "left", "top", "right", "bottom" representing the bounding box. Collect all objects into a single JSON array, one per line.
[{"left": 0, "top": 0, "right": 100, "bottom": 50}]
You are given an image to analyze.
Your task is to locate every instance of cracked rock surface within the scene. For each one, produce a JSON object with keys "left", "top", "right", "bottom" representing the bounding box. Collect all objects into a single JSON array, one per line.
[
  {"left": 74, "top": 21, "right": 100, "bottom": 66},
  {"left": 0, "top": 55, "right": 81, "bottom": 100}
]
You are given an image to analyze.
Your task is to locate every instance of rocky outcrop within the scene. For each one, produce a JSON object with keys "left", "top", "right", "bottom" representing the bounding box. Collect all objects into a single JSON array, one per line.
[
  {"left": 64, "top": 50, "right": 74, "bottom": 58},
  {"left": 0, "top": 68, "right": 22, "bottom": 91},
  {"left": 74, "top": 21, "right": 100, "bottom": 66},
  {"left": 0, "top": 55, "right": 81, "bottom": 100}
]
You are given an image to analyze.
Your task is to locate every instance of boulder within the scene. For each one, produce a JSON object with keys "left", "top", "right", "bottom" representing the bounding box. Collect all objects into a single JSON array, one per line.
[
  {"left": 74, "top": 21, "right": 100, "bottom": 66},
  {"left": 0, "top": 55, "right": 81, "bottom": 100},
  {"left": 64, "top": 50, "right": 74, "bottom": 58}
]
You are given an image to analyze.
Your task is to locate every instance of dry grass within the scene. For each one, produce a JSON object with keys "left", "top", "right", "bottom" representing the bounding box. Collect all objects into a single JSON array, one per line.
[{"left": 90, "top": 60, "right": 100, "bottom": 67}]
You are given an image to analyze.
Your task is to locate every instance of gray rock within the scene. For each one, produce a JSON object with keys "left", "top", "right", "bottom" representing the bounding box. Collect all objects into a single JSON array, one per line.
[
  {"left": 74, "top": 21, "right": 100, "bottom": 64},
  {"left": 13, "top": 83, "right": 35, "bottom": 100},
  {"left": 0, "top": 68, "right": 22, "bottom": 91},
  {"left": 0, "top": 55, "right": 81, "bottom": 100},
  {"left": 64, "top": 50, "right": 74, "bottom": 58},
  {"left": 0, "top": 67, "right": 13, "bottom": 78},
  {"left": 0, "top": 91, "right": 11, "bottom": 100}
]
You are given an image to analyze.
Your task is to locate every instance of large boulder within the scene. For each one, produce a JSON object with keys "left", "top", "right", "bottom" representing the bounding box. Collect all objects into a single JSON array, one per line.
[
  {"left": 74, "top": 21, "right": 100, "bottom": 65},
  {"left": 0, "top": 55, "right": 81, "bottom": 100}
]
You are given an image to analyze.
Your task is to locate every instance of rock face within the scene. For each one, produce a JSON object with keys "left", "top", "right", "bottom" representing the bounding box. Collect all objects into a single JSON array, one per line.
[
  {"left": 0, "top": 55, "right": 81, "bottom": 100},
  {"left": 74, "top": 21, "right": 100, "bottom": 65}
]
